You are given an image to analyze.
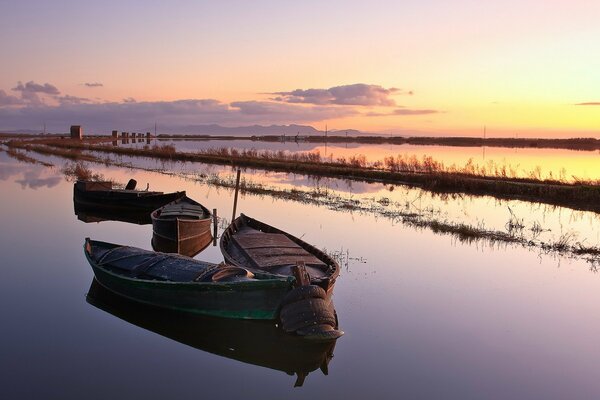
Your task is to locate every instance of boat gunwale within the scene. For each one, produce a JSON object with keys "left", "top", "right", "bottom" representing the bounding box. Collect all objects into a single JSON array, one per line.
[
  {"left": 151, "top": 195, "right": 212, "bottom": 226},
  {"left": 84, "top": 238, "right": 294, "bottom": 291}
]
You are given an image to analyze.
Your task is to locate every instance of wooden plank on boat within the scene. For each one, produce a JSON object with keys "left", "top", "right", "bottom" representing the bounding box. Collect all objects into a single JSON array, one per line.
[
  {"left": 242, "top": 248, "right": 325, "bottom": 269},
  {"left": 233, "top": 233, "right": 303, "bottom": 250}
]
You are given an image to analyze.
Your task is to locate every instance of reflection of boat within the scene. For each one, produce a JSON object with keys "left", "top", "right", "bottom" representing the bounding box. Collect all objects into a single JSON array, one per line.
[
  {"left": 74, "top": 180, "right": 185, "bottom": 212},
  {"left": 151, "top": 196, "right": 212, "bottom": 257},
  {"left": 220, "top": 214, "right": 340, "bottom": 296},
  {"left": 74, "top": 200, "right": 152, "bottom": 225},
  {"left": 86, "top": 279, "right": 337, "bottom": 387},
  {"left": 84, "top": 238, "right": 294, "bottom": 319}
]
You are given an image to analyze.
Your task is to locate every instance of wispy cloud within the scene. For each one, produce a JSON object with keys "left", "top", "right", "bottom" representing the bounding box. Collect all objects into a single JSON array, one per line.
[
  {"left": 230, "top": 100, "right": 357, "bottom": 119},
  {"left": 57, "top": 95, "right": 91, "bottom": 105},
  {"left": 84, "top": 82, "right": 104, "bottom": 88},
  {"left": 367, "top": 108, "right": 440, "bottom": 117},
  {"left": 575, "top": 102, "right": 600, "bottom": 106},
  {"left": 271, "top": 83, "right": 410, "bottom": 106}
]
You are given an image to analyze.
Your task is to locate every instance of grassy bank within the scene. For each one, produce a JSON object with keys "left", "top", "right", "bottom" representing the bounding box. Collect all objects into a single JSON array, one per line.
[
  {"left": 6, "top": 138, "right": 600, "bottom": 213},
  {"left": 154, "top": 134, "right": 600, "bottom": 151}
]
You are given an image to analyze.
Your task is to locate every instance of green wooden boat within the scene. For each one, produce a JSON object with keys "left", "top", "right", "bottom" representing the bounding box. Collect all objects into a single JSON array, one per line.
[{"left": 84, "top": 238, "right": 294, "bottom": 319}]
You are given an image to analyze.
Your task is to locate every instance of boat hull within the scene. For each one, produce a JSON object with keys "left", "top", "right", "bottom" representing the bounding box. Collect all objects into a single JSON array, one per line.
[
  {"left": 151, "top": 227, "right": 213, "bottom": 257},
  {"left": 151, "top": 214, "right": 213, "bottom": 256},
  {"left": 85, "top": 246, "right": 293, "bottom": 320},
  {"left": 74, "top": 182, "right": 185, "bottom": 211}
]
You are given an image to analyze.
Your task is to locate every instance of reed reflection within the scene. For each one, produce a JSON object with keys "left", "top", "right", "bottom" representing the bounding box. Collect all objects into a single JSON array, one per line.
[{"left": 86, "top": 279, "right": 338, "bottom": 387}]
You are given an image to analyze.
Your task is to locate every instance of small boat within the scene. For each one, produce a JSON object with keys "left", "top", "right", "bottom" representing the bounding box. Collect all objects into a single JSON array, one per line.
[
  {"left": 84, "top": 238, "right": 294, "bottom": 319},
  {"left": 86, "top": 279, "right": 338, "bottom": 387},
  {"left": 74, "top": 180, "right": 185, "bottom": 212},
  {"left": 151, "top": 196, "right": 213, "bottom": 257},
  {"left": 220, "top": 214, "right": 340, "bottom": 296}
]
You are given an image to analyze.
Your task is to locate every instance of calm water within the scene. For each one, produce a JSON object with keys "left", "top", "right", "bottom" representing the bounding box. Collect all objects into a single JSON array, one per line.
[
  {"left": 2, "top": 151, "right": 600, "bottom": 399},
  {"left": 119, "top": 138, "right": 600, "bottom": 181}
]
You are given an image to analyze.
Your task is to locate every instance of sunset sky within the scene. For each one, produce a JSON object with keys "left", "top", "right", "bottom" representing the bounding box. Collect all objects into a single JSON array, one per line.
[{"left": 1, "top": 0, "right": 599, "bottom": 137}]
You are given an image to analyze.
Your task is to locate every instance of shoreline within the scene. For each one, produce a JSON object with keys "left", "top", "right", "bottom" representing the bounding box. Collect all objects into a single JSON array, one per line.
[{"left": 2, "top": 132, "right": 600, "bottom": 151}]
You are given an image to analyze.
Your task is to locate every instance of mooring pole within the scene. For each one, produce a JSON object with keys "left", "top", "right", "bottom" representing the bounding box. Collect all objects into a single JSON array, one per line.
[
  {"left": 212, "top": 208, "right": 218, "bottom": 246},
  {"left": 231, "top": 169, "right": 241, "bottom": 222}
]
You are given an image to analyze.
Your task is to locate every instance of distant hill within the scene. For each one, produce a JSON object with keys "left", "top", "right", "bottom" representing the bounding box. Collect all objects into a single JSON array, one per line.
[{"left": 164, "top": 124, "right": 364, "bottom": 136}]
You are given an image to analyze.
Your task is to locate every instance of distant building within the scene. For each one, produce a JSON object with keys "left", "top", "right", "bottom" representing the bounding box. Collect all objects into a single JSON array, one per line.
[
  {"left": 112, "top": 130, "right": 118, "bottom": 138},
  {"left": 70, "top": 125, "right": 83, "bottom": 139}
]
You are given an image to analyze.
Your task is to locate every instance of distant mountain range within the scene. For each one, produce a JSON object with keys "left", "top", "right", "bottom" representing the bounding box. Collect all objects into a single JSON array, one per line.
[
  {"left": 0, "top": 124, "right": 368, "bottom": 136},
  {"left": 162, "top": 124, "right": 365, "bottom": 136}
]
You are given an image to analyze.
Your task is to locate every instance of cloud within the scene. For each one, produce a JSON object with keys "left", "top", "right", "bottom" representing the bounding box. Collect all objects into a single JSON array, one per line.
[
  {"left": 0, "top": 90, "right": 24, "bottom": 106},
  {"left": 11, "top": 80, "right": 61, "bottom": 105},
  {"left": 575, "top": 102, "right": 600, "bottom": 106},
  {"left": 84, "top": 82, "right": 103, "bottom": 87},
  {"left": 0, "top": 98, "right": 356, "bottom": 132},
  {"left": 230, "top": 100, "right": 357, "bottom": 119},
  {"left": 393, "top": 108, "right": 439, "bottom": 115},
  {"left": 272, "top": 83, "right": 408, "bottom": 106},
  {"left": 366, "top": 108, "right": 440, "bottom": 117},
  {"left": 12, "top": 81, "right": 60, "bottom": 95}
]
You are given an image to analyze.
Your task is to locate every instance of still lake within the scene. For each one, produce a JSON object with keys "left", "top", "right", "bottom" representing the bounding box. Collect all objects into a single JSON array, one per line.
[{"left": 1, "top": 142, "right": 600, "bottom": 399}]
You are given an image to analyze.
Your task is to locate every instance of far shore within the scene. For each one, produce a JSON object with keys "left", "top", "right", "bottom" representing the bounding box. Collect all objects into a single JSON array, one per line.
[{"left": 2, "top": 132, "right": 600, "bottom": 151}]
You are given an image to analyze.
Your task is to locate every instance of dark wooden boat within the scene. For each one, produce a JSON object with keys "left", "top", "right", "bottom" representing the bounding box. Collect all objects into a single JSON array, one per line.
[
  {"left": 220, "top": 214, "right": 340, "bottom": 296},
  {"left": 84, "top": 238, "right": 293, "bottom": 319},
  {"left": 86, "top": 279, "right": 338, "bottom": 387},
  {"left": 74, "top": 180, "right": 185, "bottom": 212},
  {"left": 151, "top": 196, "right": 212, "bottom": 257}
]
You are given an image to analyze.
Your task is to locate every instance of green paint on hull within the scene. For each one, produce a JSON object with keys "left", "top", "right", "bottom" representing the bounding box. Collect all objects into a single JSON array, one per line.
[{"left": 85, "top": 241, "right": 294, "bottom": 320}]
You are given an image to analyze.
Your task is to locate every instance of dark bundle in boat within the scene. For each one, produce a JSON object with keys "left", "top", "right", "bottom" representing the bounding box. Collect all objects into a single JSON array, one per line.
[
  {"left": 86, "top": 279, "right": 338, "bottom": 387},
  {"left": 151, "top": 196, "right": 213, "bottom": 257},
  {"left": 220, "top": 214, "right": 340, "bottom": 296},
  {"left": 74, "top": 179, "right": 185, "bottom": 212},
  {"left": 84, "top": 238, "right": 294, "bottom": 320}
]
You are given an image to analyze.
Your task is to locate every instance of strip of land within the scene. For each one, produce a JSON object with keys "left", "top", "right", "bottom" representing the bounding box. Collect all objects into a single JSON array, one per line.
[
  {"left": 3, "top": 132, "right": 600, "bottom": 150},
  {"left": 4, "top": 137, "right": 600, "bottom": 213}
]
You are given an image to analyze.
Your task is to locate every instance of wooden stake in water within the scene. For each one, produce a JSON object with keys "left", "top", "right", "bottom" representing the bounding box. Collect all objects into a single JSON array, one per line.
[
  {"left": 231, "top": 169, "right": 241, "bottom": 222},
  {"left": 212, "top": 208, "right": 218, "bottom": 246}
]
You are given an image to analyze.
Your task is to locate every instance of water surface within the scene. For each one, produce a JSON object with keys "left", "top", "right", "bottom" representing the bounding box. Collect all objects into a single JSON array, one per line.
[{"left": 1, "top": 152, "right": 600, "bottom": 399}]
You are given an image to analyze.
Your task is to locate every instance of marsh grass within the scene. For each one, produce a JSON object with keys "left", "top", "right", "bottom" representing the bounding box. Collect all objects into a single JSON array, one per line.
[{"left": 61, "top": 162, "right": 112, "bottom": 183}]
